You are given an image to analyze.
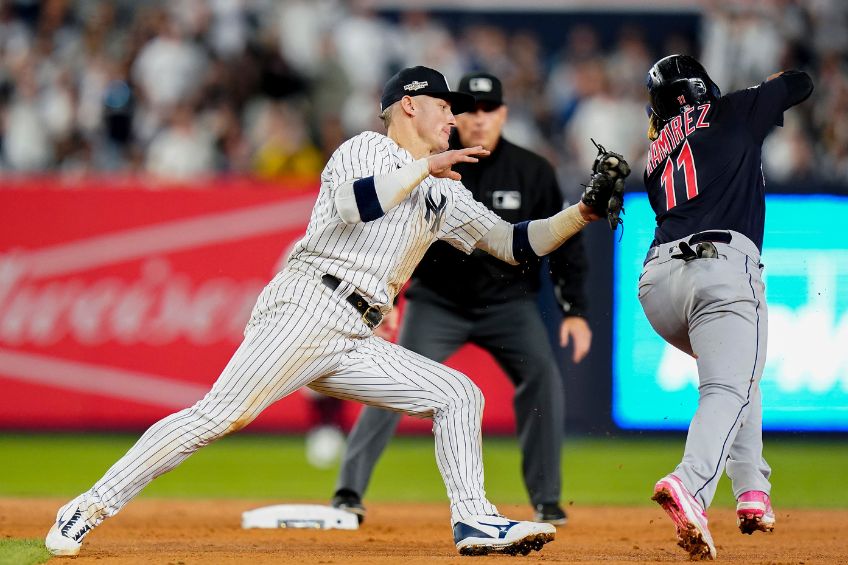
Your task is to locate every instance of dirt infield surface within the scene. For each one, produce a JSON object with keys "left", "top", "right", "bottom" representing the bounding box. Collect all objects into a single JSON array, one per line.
[{"left": 4, "top": 498, "right": 847, "bottom": 564}]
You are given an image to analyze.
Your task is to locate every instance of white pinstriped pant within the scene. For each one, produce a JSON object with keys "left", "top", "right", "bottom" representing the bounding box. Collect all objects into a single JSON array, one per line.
[{"left": 81, "top": 267, "right": 498, "bottom": 525}]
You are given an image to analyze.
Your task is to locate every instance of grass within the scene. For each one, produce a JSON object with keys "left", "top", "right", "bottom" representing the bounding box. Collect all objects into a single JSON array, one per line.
[
  {"left": 1, "top": 433, "right": 846, "bottom": 508},
  {"left": 0, "top": 539, "right": 50, "bottom": 565}
]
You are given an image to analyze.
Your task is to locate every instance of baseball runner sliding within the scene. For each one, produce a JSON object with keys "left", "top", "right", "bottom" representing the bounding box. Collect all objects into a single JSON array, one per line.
[{"left": 45, "top": 66, "right": 629, "bottom": 558}]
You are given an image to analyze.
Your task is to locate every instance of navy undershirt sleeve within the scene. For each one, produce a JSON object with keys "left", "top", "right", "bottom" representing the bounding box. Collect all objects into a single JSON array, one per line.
[
  {"left": 353, "top": 176, "right": 384, "bottom": 222},
  {"left": 780, "top": 70, "right": 814, "bottom": 107}
]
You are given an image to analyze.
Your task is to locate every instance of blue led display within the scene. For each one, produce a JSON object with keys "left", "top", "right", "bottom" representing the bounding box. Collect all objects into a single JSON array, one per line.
[{"left": 613, "top": 194, "right": 848, "bottom": 431}]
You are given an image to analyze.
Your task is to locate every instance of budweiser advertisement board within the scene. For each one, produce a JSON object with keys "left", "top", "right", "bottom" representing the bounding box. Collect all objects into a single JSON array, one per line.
[{"left": 0, "top": 179, "right": 516, "bottom": 433}]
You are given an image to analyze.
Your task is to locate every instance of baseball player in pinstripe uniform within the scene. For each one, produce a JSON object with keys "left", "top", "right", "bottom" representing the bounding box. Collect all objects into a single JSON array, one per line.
[{"left": 46, "top": 66, "right": 622, "bottom": 557}]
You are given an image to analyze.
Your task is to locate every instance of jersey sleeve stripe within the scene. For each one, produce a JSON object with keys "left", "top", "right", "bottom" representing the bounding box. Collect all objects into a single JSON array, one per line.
[
  {"left": 353, "top": 176, "right": 384, "bottom": 222},
  {"left": 511, "top": 220, "right": 534, "bottom": 261}
]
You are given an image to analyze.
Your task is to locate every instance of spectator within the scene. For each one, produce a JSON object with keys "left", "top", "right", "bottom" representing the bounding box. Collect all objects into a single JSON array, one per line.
[
  {"left": 145, "top": 103, "right": 216, "bottom": 180},
  {"left": 131, "top": 10, "right": 208, "bottom": 137},
  {"left": 276, "top": 0, "right": 343, "bottom": 79},
  {"left": 0, "top": 1, "right": 844, "bottom": 186},
  {"left": 563, "top": 59, "right": 644, "bottom": 200},
  {"left": 248, "top": 99, "right": 323, "bottom": 181},
  {"left": 3, "top": 66, "right": 52, "bottom": 170}
]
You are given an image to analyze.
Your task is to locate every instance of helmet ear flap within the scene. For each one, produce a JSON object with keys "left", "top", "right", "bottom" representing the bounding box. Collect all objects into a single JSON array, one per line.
[{"left": 690, "top": 79, "right": 707, "bottom": 98}]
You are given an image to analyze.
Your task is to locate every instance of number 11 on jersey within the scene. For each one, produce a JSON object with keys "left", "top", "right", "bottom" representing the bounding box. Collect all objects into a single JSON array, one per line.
[{"left": 660, "top": 139, "right": 699, "bottom": 211}]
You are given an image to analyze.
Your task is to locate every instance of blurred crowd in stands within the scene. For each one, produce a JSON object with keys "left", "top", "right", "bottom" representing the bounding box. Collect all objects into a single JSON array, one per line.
[{"left": 0, "top": 0, "right": 846, "bottom": 196}]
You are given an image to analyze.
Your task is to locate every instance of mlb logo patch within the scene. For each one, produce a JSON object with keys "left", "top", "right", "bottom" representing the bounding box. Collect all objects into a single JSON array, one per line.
[
  {"left": 492, "top": 190, "right": 521, "bottom": 210},
  {"left": 469, "top": 77, "right": 493, "bottom": 93}
]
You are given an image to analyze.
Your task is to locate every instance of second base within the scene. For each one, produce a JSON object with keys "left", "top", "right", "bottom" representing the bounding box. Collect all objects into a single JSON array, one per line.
[{"left": 241, "top": 504, "right": 360, "bottom": 530}]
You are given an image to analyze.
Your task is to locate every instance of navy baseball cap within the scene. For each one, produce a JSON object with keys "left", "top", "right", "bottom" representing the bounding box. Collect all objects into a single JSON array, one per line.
[
  {"left": 457, "top": 71, "right": 504, "bottom": 107},
  {"left": 380, "top": 66, "right": 475, "bottom": 114}
]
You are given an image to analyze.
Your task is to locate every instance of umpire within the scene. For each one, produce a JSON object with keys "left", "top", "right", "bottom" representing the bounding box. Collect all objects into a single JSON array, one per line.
[{"left": 331, "top": 71, "right": 590, "bottom": 525}]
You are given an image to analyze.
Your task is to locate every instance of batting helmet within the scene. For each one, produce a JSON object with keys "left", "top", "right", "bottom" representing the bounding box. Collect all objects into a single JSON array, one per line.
[{"left": 646, "top": 54, "right": 721, "bottom": 121}]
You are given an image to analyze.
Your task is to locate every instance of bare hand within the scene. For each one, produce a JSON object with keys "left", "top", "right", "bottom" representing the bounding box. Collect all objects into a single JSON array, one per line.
[
  {"left": 560, "top": 316, "right": 592, "bottom": 363},
  {"left": 427, "top": 146, "right": 490, "bottom": 181},
  {"left": 577, "top": 200, "right": 602, "bottom": 223}
]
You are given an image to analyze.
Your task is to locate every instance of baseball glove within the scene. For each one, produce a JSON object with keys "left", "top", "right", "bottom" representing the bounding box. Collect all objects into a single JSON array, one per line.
[{"left": 581, "top": 139, "right": 630, "bottom": 231}]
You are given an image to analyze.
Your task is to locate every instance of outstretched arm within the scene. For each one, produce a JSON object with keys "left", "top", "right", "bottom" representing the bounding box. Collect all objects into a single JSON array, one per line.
[
  {"left": 478, "top": 144, "right": 629, "bottom": 263},
  {"left": 335, "top": 146, "right": 489, "bottom": 224},
  {"left": 475, "top": 202, "right": 598, "bottom": 265},
  {"left": 766, "top": 70, "right": 814, "bottom": 107}
]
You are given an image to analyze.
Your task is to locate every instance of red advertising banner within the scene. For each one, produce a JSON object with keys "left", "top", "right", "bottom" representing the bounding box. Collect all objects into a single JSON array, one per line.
[{"left": 0, "top": 179, "right": 517, "bottom": 434}]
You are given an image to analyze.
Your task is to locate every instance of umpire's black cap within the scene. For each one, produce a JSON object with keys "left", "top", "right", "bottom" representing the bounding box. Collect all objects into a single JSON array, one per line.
[
  {"left": 380, "top": 66, "right": 475, "bottom": 114},
  {"left": 457, "top": 71, "right": 504, "bottom": 107}
]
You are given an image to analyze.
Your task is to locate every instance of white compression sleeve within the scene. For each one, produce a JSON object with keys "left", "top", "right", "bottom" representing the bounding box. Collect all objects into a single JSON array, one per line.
[
  {"left": 335, "top": 159, "right": 430, "bottom": 224},
  {"left": 526, "top": 204, "right": 588, "bottom": 256},
  {"left": 476, "top": 220, "right": 518, "bottom": 265},
  {"left": 478, "top": 205, "right": 588, "bottom": 264}
]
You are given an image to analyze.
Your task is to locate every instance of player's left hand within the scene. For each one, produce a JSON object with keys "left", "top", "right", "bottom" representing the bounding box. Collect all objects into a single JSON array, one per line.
[
  {"left": 428, "top": 146, "right": 490, "bottom": 181},
  {"left": 559, "top": 316, "right": 592, "bottom": 363}
]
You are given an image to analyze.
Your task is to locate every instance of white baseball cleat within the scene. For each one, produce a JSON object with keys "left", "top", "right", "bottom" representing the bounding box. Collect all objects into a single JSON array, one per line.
[
  {"left": 652, "top": 474, "right": 716, "bottom": 561},
  {"left": 45, "top": 495, "right": 97, "bottom": 556},
  {"left": 453, "top": 514, "right": 555, "bottom": 556}
]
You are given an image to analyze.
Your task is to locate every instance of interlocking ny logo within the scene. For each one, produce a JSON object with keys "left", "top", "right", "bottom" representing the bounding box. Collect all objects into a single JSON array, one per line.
[{"left": 424, "top": 187, "right": 447, "bottom": 233}]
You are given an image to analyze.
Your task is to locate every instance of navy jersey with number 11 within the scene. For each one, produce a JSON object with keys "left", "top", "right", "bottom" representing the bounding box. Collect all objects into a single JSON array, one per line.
[{"left": 643, "top": 76, "right": 798, "bottom": 251}]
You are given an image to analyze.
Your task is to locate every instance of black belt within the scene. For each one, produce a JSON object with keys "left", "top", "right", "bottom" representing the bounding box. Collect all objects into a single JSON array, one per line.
[
  {"left": 644, "top": 231, "right": 732, "bottom": 266},
  {"left": 321, "top": 274, "right": 383, "bottom": 329},
  {"left": 688, "top": 231, "right": 732, "bottom": 246}
]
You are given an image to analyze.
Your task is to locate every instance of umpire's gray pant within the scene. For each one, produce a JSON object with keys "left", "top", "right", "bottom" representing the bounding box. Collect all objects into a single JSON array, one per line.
[{"left": 336, "top": 288, "right": 564, "bottom": 507}]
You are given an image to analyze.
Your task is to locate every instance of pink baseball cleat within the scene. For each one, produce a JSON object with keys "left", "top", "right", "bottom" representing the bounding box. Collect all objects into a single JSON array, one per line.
[
  {"left": 652, "top": 474, "right": 716, "bottom": 561},
  {"left": 736, "top": 490, "right": 775, "bottom": 534}
]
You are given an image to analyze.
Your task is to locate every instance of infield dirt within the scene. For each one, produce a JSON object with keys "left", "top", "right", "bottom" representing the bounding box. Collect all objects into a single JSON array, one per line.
[{"left": 4, "top": 498, "right": 847, "bottom": 564}]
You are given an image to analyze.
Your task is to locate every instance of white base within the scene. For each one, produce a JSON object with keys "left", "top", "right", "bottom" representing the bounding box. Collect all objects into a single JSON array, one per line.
[{"left": 241, "top": 504, "right": 360, "bottom": 530}]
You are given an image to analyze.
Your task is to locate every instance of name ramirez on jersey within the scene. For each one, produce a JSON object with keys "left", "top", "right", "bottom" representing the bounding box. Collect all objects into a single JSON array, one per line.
[{"left": 645, "top": 103, "right": 711, "bottom": 176}]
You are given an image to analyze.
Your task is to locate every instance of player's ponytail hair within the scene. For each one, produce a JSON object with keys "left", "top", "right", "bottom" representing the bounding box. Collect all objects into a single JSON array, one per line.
[{"left": 647, "top": 113, "right": 660, "bottom": 141}]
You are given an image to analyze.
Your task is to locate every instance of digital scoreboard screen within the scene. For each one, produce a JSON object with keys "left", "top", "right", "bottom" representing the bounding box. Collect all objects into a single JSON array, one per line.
[{"left": 613, "top": 194, "right": 848, "bottom": 431}]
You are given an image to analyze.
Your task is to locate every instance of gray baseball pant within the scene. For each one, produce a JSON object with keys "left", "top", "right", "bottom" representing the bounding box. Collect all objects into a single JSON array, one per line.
[{"left": 638, "top": 230, "right": 772, "bottom": 510}]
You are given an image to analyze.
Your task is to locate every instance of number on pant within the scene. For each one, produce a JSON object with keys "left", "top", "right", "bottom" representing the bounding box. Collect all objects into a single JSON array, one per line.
[{"left": 659, "top": 139, "right": 699, "bottom": 211}]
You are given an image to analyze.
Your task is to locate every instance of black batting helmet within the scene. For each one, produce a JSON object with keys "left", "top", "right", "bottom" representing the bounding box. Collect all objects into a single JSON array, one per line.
[{"left": 646, "top": 54, "right": 721, "bottom": 121}]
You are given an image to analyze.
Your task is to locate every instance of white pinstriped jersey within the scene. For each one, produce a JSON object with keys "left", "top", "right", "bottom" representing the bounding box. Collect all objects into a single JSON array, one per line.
[{"left": 287, "top": 131, "right": 500, "bottom": 310}]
